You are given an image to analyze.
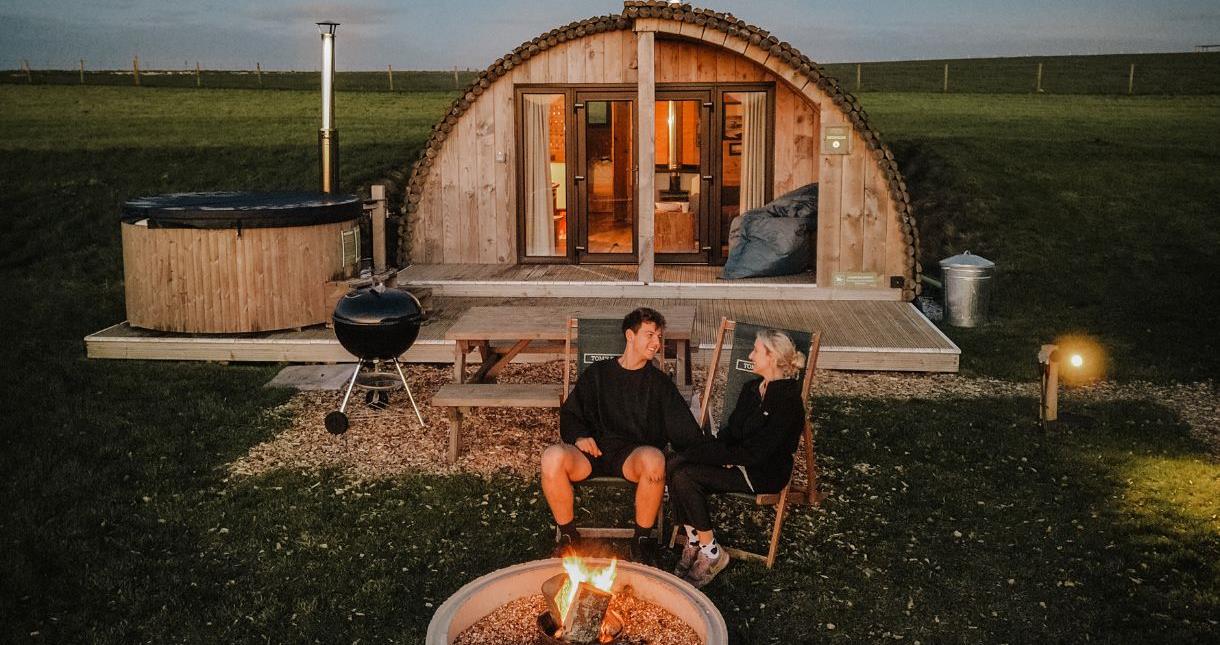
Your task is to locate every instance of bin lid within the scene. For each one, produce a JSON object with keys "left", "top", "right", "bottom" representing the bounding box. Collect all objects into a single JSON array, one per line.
[
  {"left": 939, "top": 251, "right": 995, "bottom": 270},
  {"left": 120, "top": 191, "right": 361, "bottom": 229}
]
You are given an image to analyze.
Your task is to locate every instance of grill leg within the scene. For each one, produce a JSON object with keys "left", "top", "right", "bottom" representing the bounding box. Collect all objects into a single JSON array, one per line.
[
  {"left": 338, "top": 359, "right": 363, "bottom": 413},
  {"left": 393, "top": 358, "right": 426, "bottom": 428}
]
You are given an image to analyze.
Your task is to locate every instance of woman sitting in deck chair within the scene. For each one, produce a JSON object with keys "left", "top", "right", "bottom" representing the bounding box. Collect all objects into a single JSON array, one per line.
[{"left": 667, "top": 329, "right": 807, "bottom": 587}]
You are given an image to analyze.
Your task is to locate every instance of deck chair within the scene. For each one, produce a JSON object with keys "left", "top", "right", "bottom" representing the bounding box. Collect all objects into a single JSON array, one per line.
[
  {"left": 559, "top": 317, "right": 665, "bottom": 543},
  {"left": 670, "top": 317, "right": 822, "bottom": 568}
]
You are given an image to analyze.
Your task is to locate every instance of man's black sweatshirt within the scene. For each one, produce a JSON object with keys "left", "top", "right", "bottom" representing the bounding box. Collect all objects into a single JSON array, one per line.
[{"left": 560, "top": 358, "right": 705, "bottom": 453}]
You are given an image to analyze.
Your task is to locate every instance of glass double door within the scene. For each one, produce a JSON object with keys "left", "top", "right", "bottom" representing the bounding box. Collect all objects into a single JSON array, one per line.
[{"left": 573, "top": 90, "right": 712, "bottom": 264}]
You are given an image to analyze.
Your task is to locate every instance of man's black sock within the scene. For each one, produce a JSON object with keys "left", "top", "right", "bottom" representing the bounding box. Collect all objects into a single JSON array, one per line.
[
  {"left": 634, "top": 523, "right": 653, "bottom": 539},
  {"left": 558, "top": 521, "right": 580, "bottom": 540}
]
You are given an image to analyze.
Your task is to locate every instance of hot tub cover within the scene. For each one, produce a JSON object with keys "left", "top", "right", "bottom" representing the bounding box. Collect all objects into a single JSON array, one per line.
[{"left": 120, "top": 192, "right": 362, "bottom": 229}]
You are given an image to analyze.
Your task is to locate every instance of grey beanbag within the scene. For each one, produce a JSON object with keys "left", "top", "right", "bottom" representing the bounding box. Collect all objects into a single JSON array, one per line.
[{"left": 722, "top": 183, "right": 818, "bottom": 279}]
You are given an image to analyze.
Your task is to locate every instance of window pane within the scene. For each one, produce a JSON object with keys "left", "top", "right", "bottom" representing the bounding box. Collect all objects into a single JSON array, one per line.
[
  {"left": 585, "top": 100, "right": 634, "bottom": 255},
  {"left": 523, "top": 93, "right": 566, "bottom": 257},
  {"left": 721, "top": 91, "right": 767, "bottom": 257},
  {"left": 654, "top": 99, "right": 701, "bottom": 254}
]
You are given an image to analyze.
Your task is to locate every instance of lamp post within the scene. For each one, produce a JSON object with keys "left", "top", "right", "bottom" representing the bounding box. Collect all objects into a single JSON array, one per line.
[{"left": 317, "top": 21, "right": 340, "bottom": 193}]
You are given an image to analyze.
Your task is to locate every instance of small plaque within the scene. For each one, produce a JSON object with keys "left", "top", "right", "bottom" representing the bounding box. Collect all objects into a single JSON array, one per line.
[
  {"left": 341, "top": 227, "right": 360, "bottom": 269},
  {"left": 832, "top": 271, "right": 881, "bottom": 288},
  {"left": 822, "top": 126, "right": 851, "bottom": 155}
]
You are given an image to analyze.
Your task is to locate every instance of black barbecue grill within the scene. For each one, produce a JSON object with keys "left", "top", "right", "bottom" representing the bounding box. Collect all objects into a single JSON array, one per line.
[{"left": 325, "top": 284, "right": 426, "bottom": 434}]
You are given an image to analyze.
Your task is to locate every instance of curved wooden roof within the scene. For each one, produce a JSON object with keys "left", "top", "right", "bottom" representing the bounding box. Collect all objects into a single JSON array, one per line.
[{"left": 396, "top": 1, "right": 922, "bottom": 294}]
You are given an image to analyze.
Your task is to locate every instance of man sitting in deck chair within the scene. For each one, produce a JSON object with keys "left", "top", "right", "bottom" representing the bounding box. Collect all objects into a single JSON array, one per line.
[{"left": 540, "top": 307, "right": 705, "bottom": 565}]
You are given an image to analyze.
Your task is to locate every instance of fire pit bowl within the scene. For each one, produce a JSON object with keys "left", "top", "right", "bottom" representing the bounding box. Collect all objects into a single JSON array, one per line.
[{"left": 426, "top": 558, "right": 727, "bottom": 645}]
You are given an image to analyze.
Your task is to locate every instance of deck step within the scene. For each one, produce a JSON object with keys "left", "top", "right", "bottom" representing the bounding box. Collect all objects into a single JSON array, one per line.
[{"left": 432, "top": 383, "right": 564, "bottom": 408}]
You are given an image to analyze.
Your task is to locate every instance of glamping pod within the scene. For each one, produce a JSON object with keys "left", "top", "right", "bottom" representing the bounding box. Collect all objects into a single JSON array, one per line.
[{"left": 400, "top": 1, "right": 921, "bottom": 299}]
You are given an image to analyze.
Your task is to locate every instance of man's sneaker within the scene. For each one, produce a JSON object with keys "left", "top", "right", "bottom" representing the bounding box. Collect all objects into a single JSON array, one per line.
[
  {"left": 552, "top": 531, "right": 581, "bottom": 558},
  {"left": 673, "top": 541, "right": 700, "bottom": 578},
  {"left": 683, "top": 547, "right": 730, "bottom": 588},
  {"left": 629, "top": 535, "right": 660, "bottom": 568}
]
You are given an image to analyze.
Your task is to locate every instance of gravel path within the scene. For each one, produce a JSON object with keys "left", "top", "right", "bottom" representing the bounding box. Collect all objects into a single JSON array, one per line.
[{"left": 227, "top": 363, "right": 1218, "bottom": 481}]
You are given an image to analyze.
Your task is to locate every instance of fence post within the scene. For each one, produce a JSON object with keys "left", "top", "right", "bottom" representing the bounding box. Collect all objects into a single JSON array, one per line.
[
  {"left": 133, "top": 56, "right": 140, "bottom": 86},
  {"left": 195, "top": 62, "right": 201, "bottom": 87},
  {"left": 256, "top": 62, "right": 262, "bottom": 87},
  {"left": 856, "top": 63, "right": 861, "bottom": 91},
  {"left": 80, "top": 59, "right": 85, "bottom": 84},
  {"left": 387, "top": 64, "right": 394, "bottom": 91},
  {"left": 1035, "top": 62, "right": 1043, "bottom": 93},
  {"left": 943, "top": 63, "right": 949, "bottom": 92},
  {"left": 1127, "top": 63, "right": 1135, "bottom": 95}
]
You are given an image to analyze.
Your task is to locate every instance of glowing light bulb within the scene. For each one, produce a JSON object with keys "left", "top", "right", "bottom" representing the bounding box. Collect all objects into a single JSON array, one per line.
[{"left": 1069, "top": 354, "right": 1083, "bottom": 368}]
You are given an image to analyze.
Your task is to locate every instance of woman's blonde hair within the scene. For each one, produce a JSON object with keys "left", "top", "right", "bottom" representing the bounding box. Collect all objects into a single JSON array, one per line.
[{"left": 755, "top": 329, "right": 806, "bottom": 379}]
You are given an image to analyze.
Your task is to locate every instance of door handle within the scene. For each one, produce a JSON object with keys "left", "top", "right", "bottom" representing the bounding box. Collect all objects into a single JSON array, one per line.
[
  {"left": 574, "top": 175, "right": 585, "bottom": 181},
  {"left": 576, "top": 246, "right": 587, "bottom": 251},
  {"left": 702, "top": 175, "right": 713, "bottom": 181}
]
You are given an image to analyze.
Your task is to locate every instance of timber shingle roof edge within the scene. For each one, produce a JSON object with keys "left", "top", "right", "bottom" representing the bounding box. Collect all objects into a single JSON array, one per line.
[{"left": 392, "top": 1, "right": 923, "bottom": 296}]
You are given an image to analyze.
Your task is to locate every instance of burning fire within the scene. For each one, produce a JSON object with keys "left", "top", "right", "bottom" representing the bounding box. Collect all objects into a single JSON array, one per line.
[{"left": 555, "top": 556, "right": 617, "bottom": 624}]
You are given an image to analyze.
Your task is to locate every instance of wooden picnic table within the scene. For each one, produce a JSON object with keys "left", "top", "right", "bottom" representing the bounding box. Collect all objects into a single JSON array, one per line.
[
  {"left": 434, "top": 305, "right": 695, "bottom": 464},
  {"left": 445, "top": 305, "right": 696, "bottom": 386}
]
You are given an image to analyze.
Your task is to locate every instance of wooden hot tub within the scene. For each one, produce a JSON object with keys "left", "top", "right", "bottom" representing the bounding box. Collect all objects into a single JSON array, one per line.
[{"left": 120, "top": 192, "right": 362, "bottom": 334}]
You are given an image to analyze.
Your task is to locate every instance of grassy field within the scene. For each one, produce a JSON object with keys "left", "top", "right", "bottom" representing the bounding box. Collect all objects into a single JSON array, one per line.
[
  {"left": 1, "top": 85, "right": 1217, "bottom": 642},
  {"left": 867, "top": 93, "right": 1220, "bottom": 382}
]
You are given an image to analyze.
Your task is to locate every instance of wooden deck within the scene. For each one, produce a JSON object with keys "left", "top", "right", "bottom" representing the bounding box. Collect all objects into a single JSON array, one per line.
[
  {"left": 86, "top": 297, "right": 959, "bottom": 372},
  {"left": 397, "top": 264, "right": 904, "bottom": 301}
]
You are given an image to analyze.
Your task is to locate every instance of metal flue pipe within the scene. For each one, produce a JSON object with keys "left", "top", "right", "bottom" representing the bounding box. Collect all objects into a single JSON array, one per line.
[{"left": 317, "top": 21, "right": 340, "bottom": 193}]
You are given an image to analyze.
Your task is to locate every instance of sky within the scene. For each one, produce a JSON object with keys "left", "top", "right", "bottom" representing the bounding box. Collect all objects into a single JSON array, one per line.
[{"left": 1, "top": 0, "right": 1218, "bottom": 71}]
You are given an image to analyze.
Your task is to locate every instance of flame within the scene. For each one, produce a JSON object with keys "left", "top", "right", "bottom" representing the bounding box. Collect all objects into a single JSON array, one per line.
[{"left": 555, "top": 556, "right": 617, "bottom": 624}]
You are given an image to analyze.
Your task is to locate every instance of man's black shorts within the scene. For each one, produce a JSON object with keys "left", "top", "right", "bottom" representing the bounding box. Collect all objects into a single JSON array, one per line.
[{"left": 584, "top": 442, "right": 642, "bottom": 479}]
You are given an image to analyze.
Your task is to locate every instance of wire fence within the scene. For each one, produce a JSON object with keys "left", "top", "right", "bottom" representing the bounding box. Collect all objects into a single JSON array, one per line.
[
  {"left": 3, "top": 52, "right": 1218, "bottom": 95},
  {"left": 821, "top": 52, "right": 1220, "bottom": 95},
  {"left": 0, "top": 64, "right": 481, "bottom": 92}
]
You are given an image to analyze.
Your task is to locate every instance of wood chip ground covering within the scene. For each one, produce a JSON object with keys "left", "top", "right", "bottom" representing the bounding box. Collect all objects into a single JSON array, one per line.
[
  {"left": 452, "top": 589, "right": 700, "bottom": 645},
  {"left": 228, "top": 362, "right": 1219, "bottom": 481}
]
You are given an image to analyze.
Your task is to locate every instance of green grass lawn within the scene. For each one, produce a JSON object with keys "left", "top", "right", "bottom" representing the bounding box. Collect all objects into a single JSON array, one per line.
[
  {"left": 866, "top": 93, "right": 1220, "bottom": 382},
  {"left": 1, "top": 85, "right": 1217, "bottom": 642}
]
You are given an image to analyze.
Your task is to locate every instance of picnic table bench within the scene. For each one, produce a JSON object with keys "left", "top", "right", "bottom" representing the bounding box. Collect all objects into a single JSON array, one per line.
[{"left": 432, "top": 305, "right": 695, "bottom": 463}]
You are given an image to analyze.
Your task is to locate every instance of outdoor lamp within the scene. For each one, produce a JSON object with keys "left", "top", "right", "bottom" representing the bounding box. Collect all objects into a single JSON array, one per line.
[{"left": 1037, "top": 336, "right": 1103, "bottom": 430}]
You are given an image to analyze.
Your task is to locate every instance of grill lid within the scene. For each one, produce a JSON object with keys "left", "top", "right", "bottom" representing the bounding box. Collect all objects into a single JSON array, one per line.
[{"left": 332, "top": 287, "right": 423, "bottom": 326}]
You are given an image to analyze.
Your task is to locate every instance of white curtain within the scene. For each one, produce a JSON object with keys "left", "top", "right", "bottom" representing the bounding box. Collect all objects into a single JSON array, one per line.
[
  {"left": 524, "top": 95, "right": 555, "bottom": 256},
  {"left": 739, "top": 92, "right": 767, "bottom": 212}
]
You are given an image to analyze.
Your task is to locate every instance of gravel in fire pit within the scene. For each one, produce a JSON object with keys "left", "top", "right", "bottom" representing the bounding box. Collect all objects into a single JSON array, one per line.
[{"left": 453, "top": 588, "right": 700, "bottom": 645}]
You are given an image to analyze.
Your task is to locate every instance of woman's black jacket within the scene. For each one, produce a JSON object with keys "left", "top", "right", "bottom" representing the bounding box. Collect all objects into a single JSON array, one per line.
[{"left": 676, "top": 377, "right": 806, "bottom": 493}]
